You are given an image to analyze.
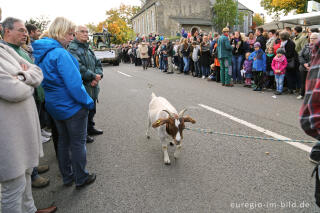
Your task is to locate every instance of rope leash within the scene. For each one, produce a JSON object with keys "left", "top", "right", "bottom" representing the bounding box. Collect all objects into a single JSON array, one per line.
[{"left": 184, "top": 127, "right": 318, "bottom": 144}]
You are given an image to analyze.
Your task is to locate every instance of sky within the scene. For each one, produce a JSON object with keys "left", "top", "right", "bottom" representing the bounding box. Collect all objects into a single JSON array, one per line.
[{"left": 0, "top": 0, "right": 272, "bottom": 25}]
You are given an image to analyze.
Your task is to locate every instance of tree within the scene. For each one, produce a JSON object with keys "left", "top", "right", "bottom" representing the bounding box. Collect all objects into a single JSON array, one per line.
[
  {"left": 106, "top": 4, "right": 140, "bottom": 27},
  {"left": 261, "top": 0, "right": 320, "bottom": 15},
  {"left": 253, "top": 13, "right": 264, "bottom": 27},
  {"left": 86, "top": 4, "right": 140, "bottom": 44},
  {"left": 25, "top": 16, "right": 50, "bottom": 32},
  {"left": 212, "top": 0, "right": 244, "bottom": 32}
]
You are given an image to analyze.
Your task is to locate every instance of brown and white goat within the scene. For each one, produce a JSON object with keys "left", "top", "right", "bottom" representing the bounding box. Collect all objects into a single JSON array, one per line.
[{"left": 146, "top": 93, "right": 196, "bottom": 165}]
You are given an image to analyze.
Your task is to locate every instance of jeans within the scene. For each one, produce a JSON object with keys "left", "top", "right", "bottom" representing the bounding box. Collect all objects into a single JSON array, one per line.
[
  {"left": 232, "top": 55, "right": 243, "bottom": 82},
  {"left": 201, "top": 65, "right": 210, "bottom": 77},
  {"left": 142, "top": 58, "right": 148, "bottom": 69},
  {"left": 54, "top": 108, "right": 89, "bottom": 186},
  {"left": 183, "top": 57, "right": 189, "bottom": 73},
  {"left": 275, "top": 74, "right": 285, "bottom": 92},
  {"left": 194, "top": 61, "right": 201, "bottom": 77},
  {"left": 88, "top": 99, "right": 96, "bottom": 132},
  {"left": 159, "top": 56, "right": 163, "bottom": 70},
  {"left": 161, "top": 56, "right": 168, "bottom": 71},
  {"left": 31, "top": 167, "right": 39, "bottom": 181},
  {"left": 1, "top": 168, "right": 37, "bottom": 213},
  {"left": 219, "top": 57, "right": 231, "bottom": 84}
]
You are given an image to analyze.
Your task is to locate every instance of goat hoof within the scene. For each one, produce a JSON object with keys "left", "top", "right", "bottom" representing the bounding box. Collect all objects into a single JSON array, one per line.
[
  {"left": 147, "top": 136, "right": 150, "bottom": 139},
  {"left": 169, "top": 142, "right": 174, "bottom": 146},
  {"left": 164, "top": 161, "right": 171, "bottom": 165}
]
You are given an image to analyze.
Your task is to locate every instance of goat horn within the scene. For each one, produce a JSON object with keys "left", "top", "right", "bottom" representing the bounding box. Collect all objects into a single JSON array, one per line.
[
  {"left": 163, "top": 110, "right": 174, "bottom": 118},
  {"left": 178, "top": 109, "right": 187, "bottom": 118}
]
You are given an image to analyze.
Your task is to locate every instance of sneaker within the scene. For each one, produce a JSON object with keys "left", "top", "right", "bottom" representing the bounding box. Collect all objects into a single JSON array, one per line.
[
  {"left": 202, "top": 76, "right": 205, "bottom": 79},
  {"left": 76, "top": 173, "right": 96, "bottom": 189},
  {"left": 274, "top": 91, "right": 282, "bottom": 95},
  {"left": 41, "top": 129, "right": 52, "bottom": 137},
  {"left": 297, "top": 95, "right": 304, "bottom": 100},
  {"left": 37, "top": 165, "right": 49, "bottom": 174},
  {"left": 41, "top": 135, "right": 50, "bottom": 143},
  {"left": 32, "top": 175, "right": 50, "bottom": 188}
]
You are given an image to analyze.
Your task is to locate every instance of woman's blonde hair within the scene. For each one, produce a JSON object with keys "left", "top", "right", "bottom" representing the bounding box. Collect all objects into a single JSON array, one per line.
[{"left": 48, "top": 17, "right": 76, "bottom": 41}]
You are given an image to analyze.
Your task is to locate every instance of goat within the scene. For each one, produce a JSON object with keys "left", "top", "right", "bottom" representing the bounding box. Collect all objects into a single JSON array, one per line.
[{"left": 146, "top": 93, "right": 196, "bottom": 165}]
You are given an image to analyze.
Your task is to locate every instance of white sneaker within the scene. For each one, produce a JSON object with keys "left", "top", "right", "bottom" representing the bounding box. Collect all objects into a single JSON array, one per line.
[
  {"left": 297, "top": 95, "right": 303, "bottom": 100},
  {"left": 202, "top": 76, "right": 205, "bottom": 79},
  {"left": 41, "top": 135, "right": 50, "bottom": 143},
  {"left": 41, "top": 129, "right": 52, "bottom": 137}
]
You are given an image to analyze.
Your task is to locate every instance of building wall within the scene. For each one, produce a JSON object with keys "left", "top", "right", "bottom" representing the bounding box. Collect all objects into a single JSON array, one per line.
[{"left": 132, "top": 0, "right": 252, "bottom": 36}]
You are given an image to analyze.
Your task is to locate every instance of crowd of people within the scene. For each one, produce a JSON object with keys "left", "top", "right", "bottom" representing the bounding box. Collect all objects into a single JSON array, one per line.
[
  {"left": 120, "top": 27, "right": 320, "bottom": 97},
  {"left": 0, "top": 8, "right": 103, "bottom": 212},
  {"left": 1, "top": 5, "right": 320, "bottom": 211}
]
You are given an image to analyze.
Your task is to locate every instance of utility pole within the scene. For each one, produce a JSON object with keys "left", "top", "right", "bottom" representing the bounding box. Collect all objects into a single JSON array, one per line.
[{"left": 236, "top": 0, "right": 239, "bottom": 31}]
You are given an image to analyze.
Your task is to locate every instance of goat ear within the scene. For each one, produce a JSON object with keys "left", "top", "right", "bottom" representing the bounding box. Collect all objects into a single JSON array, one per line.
[
  {"left": 152, "top": 118, "right": 168, "bottom": 128},
  {"left": 183, "top": 116, "right": 196, "bottom": 124}
]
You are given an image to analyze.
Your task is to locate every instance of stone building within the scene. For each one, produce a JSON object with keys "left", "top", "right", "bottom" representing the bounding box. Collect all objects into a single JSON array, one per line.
[{"left": 131, "top": 0, "right": 254, "bottom": 37}]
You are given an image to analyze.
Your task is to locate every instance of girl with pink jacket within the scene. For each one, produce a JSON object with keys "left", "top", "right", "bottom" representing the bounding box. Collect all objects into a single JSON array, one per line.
[{"left": 271, "top": 48, "right": 288, "bottom": 95}]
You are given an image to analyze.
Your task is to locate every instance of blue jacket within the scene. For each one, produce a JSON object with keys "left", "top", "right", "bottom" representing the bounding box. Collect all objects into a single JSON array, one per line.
[
  {"left": 32, "top": 38, "right": 94, "bottom": 120},
  {"left": 249, "top": 49, "right": 266, "bottom": 72}
]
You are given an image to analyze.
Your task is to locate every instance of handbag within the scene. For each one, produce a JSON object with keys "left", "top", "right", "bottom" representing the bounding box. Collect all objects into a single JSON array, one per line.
[{"left": 287, "top": 58, "right": 295, "bottom": 70}]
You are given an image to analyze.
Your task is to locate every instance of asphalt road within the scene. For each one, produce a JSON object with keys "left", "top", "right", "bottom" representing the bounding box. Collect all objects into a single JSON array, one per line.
[{"left": 33, "top": 63, "right": 319, "bottom": 213}]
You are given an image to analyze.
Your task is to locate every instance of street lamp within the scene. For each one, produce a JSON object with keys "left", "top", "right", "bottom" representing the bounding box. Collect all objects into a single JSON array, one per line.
[{"left": 260, "top": 13, "right": 265, "bottom": 25}]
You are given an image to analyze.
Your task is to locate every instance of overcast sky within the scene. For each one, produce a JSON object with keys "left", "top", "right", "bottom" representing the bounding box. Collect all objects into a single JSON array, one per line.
[{"left": 0, "top": 0, "right": 271, "bottom": 25}]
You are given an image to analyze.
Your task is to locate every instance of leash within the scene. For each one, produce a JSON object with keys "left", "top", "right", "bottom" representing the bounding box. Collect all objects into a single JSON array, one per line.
[{"left": 185, "top": 127, "right": 318, "bottom": 144}]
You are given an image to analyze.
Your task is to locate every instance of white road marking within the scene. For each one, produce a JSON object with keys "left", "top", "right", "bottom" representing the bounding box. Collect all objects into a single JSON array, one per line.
[
  {"left": 117, "top": 71, "right": 132, "bottom": 78},
  {"left": 199, "top": 104, "right": 312, "bottom": 153}
]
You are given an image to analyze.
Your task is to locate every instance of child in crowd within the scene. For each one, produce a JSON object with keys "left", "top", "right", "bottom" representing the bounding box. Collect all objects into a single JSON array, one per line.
[
  {"left": 266, "top": 47, "right": 275, "bottom": 89},
  {"left": 249, "top": 42, "right": 266, "bottom": 91},
  {"left": 243, "top": 52, "right": 253, "bottom": 87},
  {"left": 271, "top": 48, "right": 288, "bottom": 95}
]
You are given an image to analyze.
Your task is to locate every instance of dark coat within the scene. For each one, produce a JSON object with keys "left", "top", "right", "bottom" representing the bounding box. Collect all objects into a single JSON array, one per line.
[
  {"left": 256, "top": 35, "right": 267, "bottom": 52},
  {"left": 230, "top": 38, "right": 245, "bottom": 56},
  {"left": 198, "top": 45, "right": 211, "bottom": 67},
  {"left": 299, "top": 43, "right": 311, "bottom": 72},
  {"left": 68, "top": 39, "right": 103, "bottom": 100}
]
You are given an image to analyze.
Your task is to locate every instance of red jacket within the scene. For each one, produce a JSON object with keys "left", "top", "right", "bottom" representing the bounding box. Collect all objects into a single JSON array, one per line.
[{"left": 271, "top": 55, "right": 287, "bottom": 75}]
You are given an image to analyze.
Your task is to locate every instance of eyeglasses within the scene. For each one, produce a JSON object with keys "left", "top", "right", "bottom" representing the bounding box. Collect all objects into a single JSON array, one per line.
[
  {"left": 79, "top": 30, "right": 89, "bottom": 34},
  {"left": 310, "top": 37, "right": 318, "bottom": 40},
  {"left": 13, "top": 28, "right": 28, "bottom": 33}
]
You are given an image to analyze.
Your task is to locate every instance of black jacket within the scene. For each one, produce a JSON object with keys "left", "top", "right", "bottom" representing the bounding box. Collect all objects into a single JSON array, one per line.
[
  {"left": 230, "top": 38, "right": 245, "bottom": 56},
  {"left": 256, "top": 35, "right": 267, "bottom": 52}
]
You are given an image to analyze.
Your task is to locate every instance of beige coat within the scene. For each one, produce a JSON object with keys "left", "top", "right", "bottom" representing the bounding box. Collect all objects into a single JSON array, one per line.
[
  {"left": 139, "top": 43, "right": 149, "bottom": 59},
  {"left": 0, "top": 42, "right": 43, "bottom": 182}
]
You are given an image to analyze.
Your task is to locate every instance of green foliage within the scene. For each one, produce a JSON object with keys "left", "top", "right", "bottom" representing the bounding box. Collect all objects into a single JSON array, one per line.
[
  {"left": 86, "top": 4, "right": 140, "bottom": 44},
  {"left": 253, "top": 13, "right": 264, "bottom": 27},
  {"left": 25, "top": 16, "right": 50, "bottom": 32},
  {"left": 212, "top": 0, "right": 244, "bottom": 33}
]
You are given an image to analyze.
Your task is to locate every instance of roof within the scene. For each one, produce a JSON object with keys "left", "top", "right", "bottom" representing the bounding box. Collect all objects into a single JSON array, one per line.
[
  {"left": 257, "top": 21, "right": 297, "bottom": 30},
  {"left": 131, "top": 1, "right": 156, "bottom": 20},
  {"left": 170, "top": 17, "right": 213, "bottom": 26},
  {"left": 279, "top": 11, "right": 320, "bottom": 26},
  {"left": 238, "top": 2, "right": 254, "bottom": 13}
]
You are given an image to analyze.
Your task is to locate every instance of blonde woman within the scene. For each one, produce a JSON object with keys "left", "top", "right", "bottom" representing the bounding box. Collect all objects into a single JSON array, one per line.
[{"left": 32, "top": 17, "right": 96, "bottom": 189}]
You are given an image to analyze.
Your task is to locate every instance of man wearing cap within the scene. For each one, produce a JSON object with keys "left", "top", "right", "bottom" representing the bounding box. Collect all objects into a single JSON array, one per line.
[{"left": 217, "top": 27, "right": 233, "bottom": 86}]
